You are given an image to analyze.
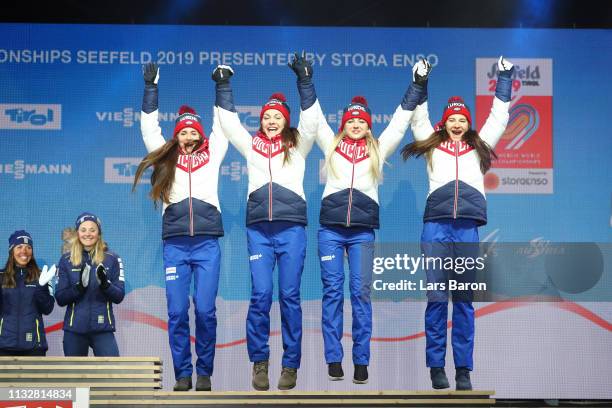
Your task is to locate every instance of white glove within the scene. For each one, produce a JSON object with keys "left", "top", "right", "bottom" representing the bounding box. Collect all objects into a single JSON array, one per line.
[
  {"left": 81, "top": 264, "right": 91, "bottom": 288},
  {"left": 498, "top": 55, "right": 513, "bottom": 72},
  {"left": 38, "top": 264, "right": 56, "bottom": 286}
]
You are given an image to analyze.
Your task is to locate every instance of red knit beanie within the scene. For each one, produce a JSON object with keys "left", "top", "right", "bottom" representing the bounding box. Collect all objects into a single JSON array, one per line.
[
  {"left": 339, "top": 96, "right": 372, "bottom": 131},
  {"left": 173, "top": 105, "right": 206, "bottom": 139},
  {"left": 260, "top": 93, "right": 290, "bottom": 124}
]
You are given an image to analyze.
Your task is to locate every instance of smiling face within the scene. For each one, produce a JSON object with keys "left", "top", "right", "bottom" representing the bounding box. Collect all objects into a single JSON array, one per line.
[
  {"left": 343, "top": 118, "right": 369, "bottom": 140},
  {"left": 445, "top": 114, "right": 470, "bottom": 141},
  {"left": 77, "top": 220, "right": 100, "bottom": 251},
  {"left": 261, "top": 109, "right": 286, "bottom": 138},
  {"left": 176, "top": 127, "right": 201, "bottom": 153},
  {"left": 12, "top": 244, "right": 32, "bottom": 267}
]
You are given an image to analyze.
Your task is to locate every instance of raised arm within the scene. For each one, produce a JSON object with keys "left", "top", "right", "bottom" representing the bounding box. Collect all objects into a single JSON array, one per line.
[
  {"left": 480, "top": 56, "right": 515, "bottom": 148},
  {"left": 209, "top": 105, "right": 229, "bottom": 161},
  {"left": 378, "top": 59, "right": 431, "bottom": 159},
  {"left": 212, "top": 65, "right": 252, "bottom": 158},
  {"left": 288, "top": 52, "right": 319, "bottom": 158},
  {"left": 140, "top": 63, "right": 166, "bottom": 153},
  {"left": 409, "top": 59, "right": 436, "bottom": 142}
]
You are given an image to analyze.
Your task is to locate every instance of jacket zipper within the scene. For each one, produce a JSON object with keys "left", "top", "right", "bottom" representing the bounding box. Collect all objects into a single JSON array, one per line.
[
  {"left": 268, "top": 141, "right": 273, "bottom": 221},
  {"left": 35, "top": 318, "right": 40, "bottom": 343},
  {"left": 70, "top": 302, "right": 75, "bottom": 326},
  {"left": 346, "top": 144, "right": 357, "bottom": 227},
  {"left": 0, "top": 317, "right": 3, "bottom": 335},
  {"left": 107, "top": 301, "right": 113, "bottom": 326},
  {"left": 17, "top": 270, "right": 22, "bottom": 344},
  {"left": 453, "top": 141, "right": 459, "bottom": 219},
  {"left": 188, "top": 154, "right": 194, "bottom": 236}
]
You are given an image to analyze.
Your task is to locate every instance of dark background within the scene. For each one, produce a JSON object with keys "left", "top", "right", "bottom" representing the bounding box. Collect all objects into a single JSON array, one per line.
[{"left": 3, "top": 0, "right": 611, "bottom": 28}]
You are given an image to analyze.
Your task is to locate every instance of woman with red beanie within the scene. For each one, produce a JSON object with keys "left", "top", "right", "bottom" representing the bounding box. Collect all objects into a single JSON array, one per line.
[
  {"left": 295, "top": 57, "right": 431, "bottom": 385},
  {"left": 401, "top": 56, "right": 515, "bottom": 391},
  {"left": 212, "top": 59, "right": 320, "bottom": 391},
  {"left": 133, "top": 63, "right": 228, "bottom": 392}
]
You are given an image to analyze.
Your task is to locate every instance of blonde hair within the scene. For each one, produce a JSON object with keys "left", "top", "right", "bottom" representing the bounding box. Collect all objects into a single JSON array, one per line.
[
  {"left": 325, "top": 130, "right": 383, "bottom": 182},
  {"left": 69, "top": 228, "right": 106, "bottom": 267}
]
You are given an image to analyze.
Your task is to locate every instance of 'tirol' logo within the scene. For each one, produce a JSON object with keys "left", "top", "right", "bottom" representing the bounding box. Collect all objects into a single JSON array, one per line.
[{"left": 0, "top": 104, "right": 62, "bottom": 130}]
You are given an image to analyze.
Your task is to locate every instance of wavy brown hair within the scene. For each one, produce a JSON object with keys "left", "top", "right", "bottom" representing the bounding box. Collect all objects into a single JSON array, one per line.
[
  {"left": 2, "top": 249, "right": 40, "bottom": 288},
  {"left": 132, "top": 138, "right": 188, "bottom": 206},
  {"left": 401, "top": 129, "right": 497, "bottom": 174},
  {"left": 259, "top": 125, "right": 300, "bottom": 165}
]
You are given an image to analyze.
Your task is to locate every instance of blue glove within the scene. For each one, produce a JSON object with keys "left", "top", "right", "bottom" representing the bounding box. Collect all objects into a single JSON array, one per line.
[
  {"left": 289, "top": 51, "right": 316, "bottom": 110},
  {"left": 142, "top": 62, "right": 159, "bottom": 113},
  {"left": 402, "top": 58, "right": 432, "bottom": 110},
  {"left": 495, "top": 56, "right": 515, "bottom": 102},
  {"left": 212, "top": 65, "right": 236, "bottom": 112}
]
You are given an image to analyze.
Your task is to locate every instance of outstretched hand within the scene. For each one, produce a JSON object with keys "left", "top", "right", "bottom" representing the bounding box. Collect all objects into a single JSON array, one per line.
[
  {"left": 143, "top": 62, "right": 159, "bottom": 85},
  {"left": 497, "top": 56, "right": 514, "bottom": 77},
  {"left": 412, "top": 58, "right": 432, "bottom": 86},
  {"left": 212, "top": 65, "right": 234, "bottom": 84},
  {"left": 96, "top": 264, "right": 110, "bottom": 290},
  {"left": 38, "top": 264, "right": 56, "bottom": 286},
  {"left": 288, "top": 51, "right": 313, "bottom": 81}
]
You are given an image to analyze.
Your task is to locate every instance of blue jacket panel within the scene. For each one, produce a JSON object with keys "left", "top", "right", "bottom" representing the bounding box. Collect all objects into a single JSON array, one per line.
[
  {"left": 0, "top": 268, "right": 54, "bottom": 351},
  {"left": 320, "top": 188, "right": 380, "bottom": 229},
  {"left": 246, "top": 182, "right": 307, "bottom": 226},
  {"left": 162, "top": 198, "right": 224, "bottom": 239},
  {"left": 55, "top": 251, "right": 125, "bottom": 334},
  {"left": 424, "top": 180, "right": 487, "bottom": 226}
]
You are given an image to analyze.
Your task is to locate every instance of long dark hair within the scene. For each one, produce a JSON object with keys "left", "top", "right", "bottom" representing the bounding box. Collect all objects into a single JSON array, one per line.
[
  {"left": 2, "top": 249, "right": 40, "bottom": 288},
  {"left": 401, "top": 129, "right": 497, "bottom": 174},
  {"left": 132, "top": 138, "right": 184, "bottom": 206},
  {"left": 260, "top": 125, "right": 300, "bottom": 165}
]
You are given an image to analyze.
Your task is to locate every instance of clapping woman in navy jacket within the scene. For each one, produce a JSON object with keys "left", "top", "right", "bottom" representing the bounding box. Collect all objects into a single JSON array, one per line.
[
  {"left": 0, "top": 230, "right": 55, "bottom": 356},
  {"left": 55, "top": 213, "right": 125, "bottom": 358}
]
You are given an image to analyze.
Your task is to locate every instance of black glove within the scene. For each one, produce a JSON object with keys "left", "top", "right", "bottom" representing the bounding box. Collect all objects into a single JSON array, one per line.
[
  {"left": 288, "top": 51, "right": 313, "bottom": 81},
  {"left": 212, "top": 65, "right": 234, "bottom": 84},
  {"left": 413, "top": 58, "right": 432, "bottom": 86},
  {"left": 96, "top": 264, "right": 110, "bottom": 290},
  {"left": 143, "top": 62, "right": 159, "bottom": 86}
]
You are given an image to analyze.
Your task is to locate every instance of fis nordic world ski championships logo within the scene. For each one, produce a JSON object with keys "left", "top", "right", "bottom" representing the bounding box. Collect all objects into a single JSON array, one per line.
[
  {"left": 501, "top": 104, "right": 540, "bottom": 150},
  {"left": 0, "top": 104, "right": 62, "bottom": 130}
]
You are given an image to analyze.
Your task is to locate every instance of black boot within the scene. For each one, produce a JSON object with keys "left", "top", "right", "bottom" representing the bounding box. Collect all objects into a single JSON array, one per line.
[
  {"left": 328, "top": 362, "right": 344, "bottom": 381},
  {"left": 173, "top": 376, "right": 192, "bottom": 391},
  {"left": 353, "top": 364, "right": 368, "bottom": 384},
  {"left": 196, "top": 375, "right": 211, "bottom": 391},
  {"left": 455, "top": 367, "right": 472, "bottom": 391},
  {"left": 430, "top": 367, "right": 450, "bottom": 389}
]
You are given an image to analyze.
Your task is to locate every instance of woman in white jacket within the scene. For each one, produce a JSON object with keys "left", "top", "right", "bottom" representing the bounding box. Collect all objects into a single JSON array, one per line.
[
  {"left": 212, "top": 57, "right": 319, "bottom": 391},
  {"left": 401, "top": 56, "right": 515, "bottom": 391},
  {"left": 133, "top": 63, "right": 228, "bottom": 392},
  {"left": 300, "top": 59, "right": 431, "bottom": 385}
]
